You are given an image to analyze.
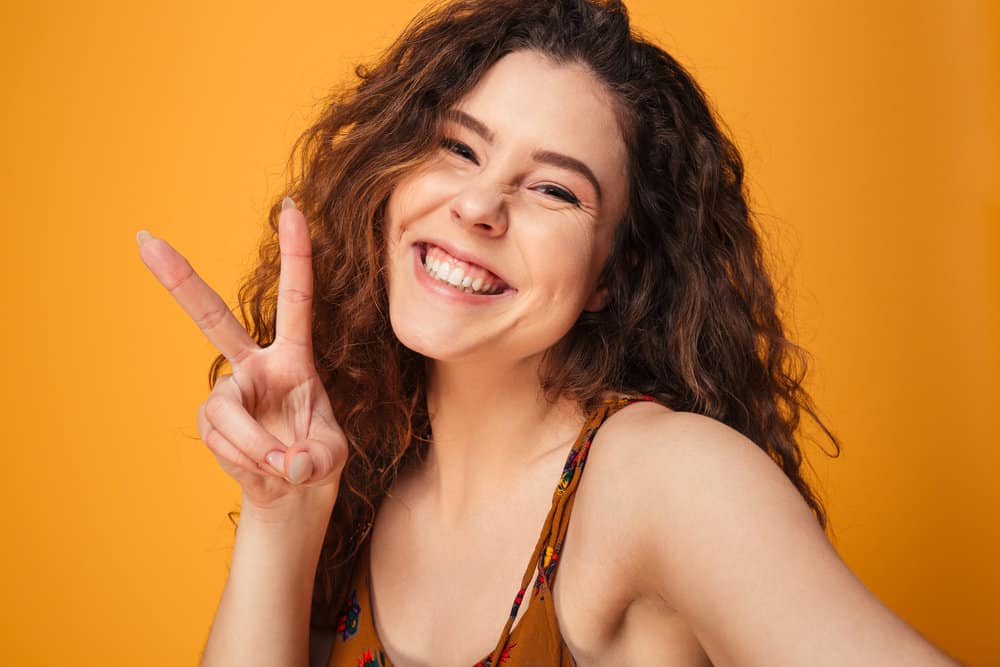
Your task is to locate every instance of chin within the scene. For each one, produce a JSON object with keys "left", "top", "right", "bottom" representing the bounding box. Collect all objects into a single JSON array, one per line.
[{"left": 389, "top": 308, "right": 468, "bottom": 361}]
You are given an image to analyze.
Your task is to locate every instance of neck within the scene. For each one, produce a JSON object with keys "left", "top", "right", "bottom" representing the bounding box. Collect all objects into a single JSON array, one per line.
[{"left": 420, "top": 355, "right": 586, "bottom": 518}]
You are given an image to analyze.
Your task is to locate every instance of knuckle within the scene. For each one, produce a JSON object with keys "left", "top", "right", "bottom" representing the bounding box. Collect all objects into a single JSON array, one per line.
[
  {"left": 274, "top": 332, "right": 309, "bottom": 349},
  {"left": 229, "top": 345, "right": 254, "bottom": 366},
  {"left": 163, "top": 259, "right": 196, "bottom": 292},
  {"left": 330, "top": 432, "right": 349, "bottom": 457},
  {"left": 280, "top": 286, "right": 313, "bottom": 304},
  {"left": 202, "top": 426, "right": 225, "bottom": 455},
  {"left": 203, "top": 393, "right": 230, "bottom": 423},
  {"left": 233, "top": 449, "right": 259, "bottom": 472},
  {"left": 196, "top": 403, "right": 208, "bottom": 436},
  {"left": 212, "top": 374, "right": 240, "bottom": 399},
  {"left": 202, "top": 392, "right": 222, "bottom": 421},
  {"left": 194, "top": 303, "right": 231, "bottom": 331}
]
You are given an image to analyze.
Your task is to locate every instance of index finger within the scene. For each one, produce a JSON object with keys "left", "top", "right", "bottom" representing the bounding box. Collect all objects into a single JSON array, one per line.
[{"left": 136, "top": 231, "right": 258, "bottom": 366}]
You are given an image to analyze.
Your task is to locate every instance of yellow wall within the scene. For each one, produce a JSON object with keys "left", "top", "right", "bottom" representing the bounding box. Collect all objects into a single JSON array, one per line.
[{"left": 1, "top": 1, "right": 996, "bottom": 664}]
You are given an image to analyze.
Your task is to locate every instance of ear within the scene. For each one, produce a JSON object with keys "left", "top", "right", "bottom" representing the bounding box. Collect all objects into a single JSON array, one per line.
[{"left": 583, "top": 285, "right": 610, "bottom": 312}]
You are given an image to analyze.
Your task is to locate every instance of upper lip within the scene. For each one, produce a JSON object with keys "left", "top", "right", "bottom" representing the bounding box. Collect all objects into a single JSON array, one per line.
[{"left": 415, "top": 238, "right": 515, "bottom": 289}]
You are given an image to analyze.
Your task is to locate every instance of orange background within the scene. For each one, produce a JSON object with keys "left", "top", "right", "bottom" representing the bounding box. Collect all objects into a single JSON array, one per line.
[{"left": 1, "top": 1, "right": 997, "bottom": 665}]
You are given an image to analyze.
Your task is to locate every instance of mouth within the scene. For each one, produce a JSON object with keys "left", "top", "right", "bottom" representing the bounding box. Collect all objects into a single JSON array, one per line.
[{"left": 415, "top": 242, "right": 514, "bottom": 296}]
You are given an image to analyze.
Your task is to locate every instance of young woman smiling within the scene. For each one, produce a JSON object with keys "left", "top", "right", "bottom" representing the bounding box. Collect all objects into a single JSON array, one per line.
[{"left": 137, "top": 1, "right": 960, "bottom": 665}]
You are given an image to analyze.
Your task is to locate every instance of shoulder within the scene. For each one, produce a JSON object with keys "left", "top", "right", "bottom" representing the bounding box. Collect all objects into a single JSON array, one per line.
[
  {"left": 587, "top": 399, "right": 793, "bottom": 506},
  {"left": 572, "top": 399, "right": 960, "bottom": 666},
  {"left": 581, "top": 399, "right": 828, "bottom": 605}
]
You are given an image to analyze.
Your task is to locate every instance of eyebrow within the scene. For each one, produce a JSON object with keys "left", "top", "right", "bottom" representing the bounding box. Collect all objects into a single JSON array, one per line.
[{"left": 444, "top": 108, "right": 603, "bottom": 203}]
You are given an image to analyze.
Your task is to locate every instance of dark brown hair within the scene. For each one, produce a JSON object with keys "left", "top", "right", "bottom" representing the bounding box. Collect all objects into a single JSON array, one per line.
[{"left": 210, "top": 0, "right": 840, "bottom": 630}]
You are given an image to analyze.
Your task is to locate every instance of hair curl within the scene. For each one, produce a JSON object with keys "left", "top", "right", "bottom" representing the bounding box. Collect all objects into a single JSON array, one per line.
[{"left": 209, "top": 0, "right": 841, "bottom": 631}]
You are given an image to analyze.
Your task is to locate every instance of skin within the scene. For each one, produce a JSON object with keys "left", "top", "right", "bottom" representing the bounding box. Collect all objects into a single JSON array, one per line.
[
  {"left": 382, "top": 49, "right": 628, "bottom": 511},
  {"left": 137, "top": 49, "right": 961, "bottom": 666},
  {"left": 373, "top": 50, "right": 959, "bottom": 666}
]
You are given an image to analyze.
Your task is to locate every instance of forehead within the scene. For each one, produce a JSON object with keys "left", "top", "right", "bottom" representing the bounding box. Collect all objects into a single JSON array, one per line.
[{"left": 450, "top": 50, "right": 628, "bottom": 209}]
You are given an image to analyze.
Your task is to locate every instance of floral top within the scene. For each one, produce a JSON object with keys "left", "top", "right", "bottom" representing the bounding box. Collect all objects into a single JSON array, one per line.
[{"left": 326, "top": 396, "right": 651, "bottom": 667}]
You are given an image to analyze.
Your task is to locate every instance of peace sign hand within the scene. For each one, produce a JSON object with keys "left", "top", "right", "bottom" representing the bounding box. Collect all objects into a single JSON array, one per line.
[{"left": 137, "top": 198, "right": 348, "bottom": 513}]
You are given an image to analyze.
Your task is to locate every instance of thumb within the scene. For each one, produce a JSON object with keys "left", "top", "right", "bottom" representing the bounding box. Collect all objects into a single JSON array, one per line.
[
  {"left": 264, "top": 449, "right": 311, "bottom": 484},
  {"left": 276, "top": 439, "right": 344, "bottom": 485},
  {"left": 286, "top": 449, "right": 315, "bottom": 485}
]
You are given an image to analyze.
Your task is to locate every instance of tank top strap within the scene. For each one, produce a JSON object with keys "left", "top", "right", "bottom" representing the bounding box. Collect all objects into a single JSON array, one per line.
[{"left": 482, "top": 394, "right": 654, "bottom": 665}]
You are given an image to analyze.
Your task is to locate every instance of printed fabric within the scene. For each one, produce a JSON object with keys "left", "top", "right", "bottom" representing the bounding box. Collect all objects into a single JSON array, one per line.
[{"left": 326, "top": 395, "right": 650, "bottom": 666}]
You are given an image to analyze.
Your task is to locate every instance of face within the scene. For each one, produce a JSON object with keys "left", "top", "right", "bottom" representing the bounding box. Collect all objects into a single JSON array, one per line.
[{"left": 383, "top": 49, "right": 629, "bottom": 368}]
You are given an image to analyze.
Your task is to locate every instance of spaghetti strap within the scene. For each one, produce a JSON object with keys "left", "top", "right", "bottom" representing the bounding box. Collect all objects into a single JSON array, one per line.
[
  {"left": 327, "top": 394, "right": 654, "bottom": 667},
  {"left": 480, "top": 395, "right": 651, "bottom": 666}
]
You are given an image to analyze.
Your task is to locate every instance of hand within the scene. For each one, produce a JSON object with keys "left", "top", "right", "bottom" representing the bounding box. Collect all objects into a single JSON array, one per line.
[{"left": 136, "top": 198, "right": 348, "bottom": 512}]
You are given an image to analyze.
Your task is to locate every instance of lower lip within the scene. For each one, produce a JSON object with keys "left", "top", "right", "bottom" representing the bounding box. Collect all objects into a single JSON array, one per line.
[{"left": 411, "top": 244, "right": 515, "bottom": 304}]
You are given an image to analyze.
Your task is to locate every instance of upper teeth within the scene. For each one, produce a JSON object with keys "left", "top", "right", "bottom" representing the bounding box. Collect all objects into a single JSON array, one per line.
[{"left": 423, "top": 247, "right": 504, "bottom": 295}]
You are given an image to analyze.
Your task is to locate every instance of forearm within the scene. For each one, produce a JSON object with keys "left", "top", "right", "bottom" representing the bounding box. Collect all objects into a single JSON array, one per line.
[{"left": 201, "top": 488, "right": 337, "bottom": 667}]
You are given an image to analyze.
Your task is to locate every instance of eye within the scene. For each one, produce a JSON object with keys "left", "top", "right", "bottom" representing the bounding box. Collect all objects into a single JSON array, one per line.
[
  {"left": 441, "top": 138, "right": 478, "bottom": 165},
  {"left": 440, "top": 137, "right": 581, "bottom": 207},
  {"left": 535, "top": 184, "right": 581, "bottom": 207}
]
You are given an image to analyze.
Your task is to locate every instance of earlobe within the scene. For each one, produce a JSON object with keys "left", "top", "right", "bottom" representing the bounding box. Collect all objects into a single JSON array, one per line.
[{"left": 583, "top": 286, "right": 610, "bottom": 312}]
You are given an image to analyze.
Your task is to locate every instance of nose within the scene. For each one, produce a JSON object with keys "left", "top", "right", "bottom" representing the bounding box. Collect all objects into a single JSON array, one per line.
[{"left": 449, "top": 179, "right": 509, "bottom": 237}]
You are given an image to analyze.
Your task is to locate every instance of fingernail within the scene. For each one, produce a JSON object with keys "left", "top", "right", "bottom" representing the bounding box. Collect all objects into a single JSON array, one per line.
[
  {"left": 288, "top": 452, "right": 313, "bottom": 484},
  {"left": 265, "top": 450, "right": 285, "bottom": 472},
  {"left": 281, "top": 196, "right": 297, "bottom": 211},
  {"left": 136, "top": 230, "right": 153, "bottom": 247}
]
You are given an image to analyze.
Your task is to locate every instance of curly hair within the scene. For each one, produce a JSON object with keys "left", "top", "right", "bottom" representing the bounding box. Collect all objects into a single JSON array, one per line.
[{"left": 209, "top": 0, "right": 841, "bottom": 630}]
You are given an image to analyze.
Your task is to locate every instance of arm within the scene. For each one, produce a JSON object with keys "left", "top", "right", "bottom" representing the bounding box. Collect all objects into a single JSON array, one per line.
[
  {"left": 201, "top": 487, "right": 337, "bottom": 667},
  {"left": 137, "top": 200, "right": 348, "bottom": 666},
  {"left": 614, "top": 408, "right": 960, "bottom": 666}
]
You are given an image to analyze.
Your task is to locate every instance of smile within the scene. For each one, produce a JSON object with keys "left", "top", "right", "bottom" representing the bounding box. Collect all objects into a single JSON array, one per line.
[{"left": 413, "top": 243, "right": 515, "bottom": 300}]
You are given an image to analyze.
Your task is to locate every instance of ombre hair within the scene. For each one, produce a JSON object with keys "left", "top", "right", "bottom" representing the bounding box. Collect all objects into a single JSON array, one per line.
[{"left": 209, "top": 0, "right": 840, "bottom": 629}]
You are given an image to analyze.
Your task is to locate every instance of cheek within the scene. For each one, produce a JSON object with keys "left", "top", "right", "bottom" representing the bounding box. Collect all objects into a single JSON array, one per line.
[
  {"left": 522, "top": 224, "right": 602, "bottom": 298},
  {"left": 385, "top": 168, "right": 463, "bottom": 279},
  {"left": 388, "top": 164, "right": 465, "bottom": 232},
  {"left": 385, "top": 169, "right": 462, "bottom": 245}
]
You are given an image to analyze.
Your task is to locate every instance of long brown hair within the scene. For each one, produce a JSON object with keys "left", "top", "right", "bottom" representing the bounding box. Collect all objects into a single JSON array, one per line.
[{"left": 209, "top": 0, "right": 841, "bottom": 629}]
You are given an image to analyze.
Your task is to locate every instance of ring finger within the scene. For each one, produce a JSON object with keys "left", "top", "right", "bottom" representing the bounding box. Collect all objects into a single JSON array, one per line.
[{"left": 198, "top": 386, "right": 287, "bottom": 476}]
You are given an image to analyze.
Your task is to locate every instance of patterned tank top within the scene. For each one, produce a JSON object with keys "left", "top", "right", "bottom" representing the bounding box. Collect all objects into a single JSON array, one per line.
[{"left": 325, "top": 395, "right": 650, "bottom": 667}]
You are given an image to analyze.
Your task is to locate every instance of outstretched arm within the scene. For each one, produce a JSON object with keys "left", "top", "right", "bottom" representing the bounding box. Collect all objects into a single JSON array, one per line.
[{"left": 614, "top": 408, "right": 960, "bottom": 666}]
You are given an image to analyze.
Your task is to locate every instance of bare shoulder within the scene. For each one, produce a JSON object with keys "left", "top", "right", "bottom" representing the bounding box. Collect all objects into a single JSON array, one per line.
[
  {"left": 577, "top": 400, "right": 959, "bottom": 666},
  {"left": 578, "top": 400, "right": 808, "bottom": 608},
  {"left": 592, "top": 399, "right": 775, "bottom": 472},
  {"left": 585, "top": 401, "right": 797, "bottom": 535},
  {"left": 591, "top": 399, "right": 826, "bottom": 573}
]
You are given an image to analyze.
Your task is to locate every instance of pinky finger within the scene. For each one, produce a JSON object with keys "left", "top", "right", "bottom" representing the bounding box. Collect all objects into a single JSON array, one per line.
[{"left": 197, "top": 401, "right": 284, "bottom": 479}]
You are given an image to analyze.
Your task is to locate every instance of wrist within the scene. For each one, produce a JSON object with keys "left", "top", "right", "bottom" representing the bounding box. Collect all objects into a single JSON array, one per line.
[{"left": 239, "top": 483, "right": 338, "bottom": 527}]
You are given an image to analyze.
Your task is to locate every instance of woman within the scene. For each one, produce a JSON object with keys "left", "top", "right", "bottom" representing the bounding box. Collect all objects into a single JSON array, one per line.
[{"left": 137, "top": 0, "right": 959, "bottom": 665}]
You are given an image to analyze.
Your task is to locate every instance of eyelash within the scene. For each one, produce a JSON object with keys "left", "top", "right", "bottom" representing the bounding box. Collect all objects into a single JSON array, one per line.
[{"left": 440, "top": 138, "right": 582, "bottom": 207}]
